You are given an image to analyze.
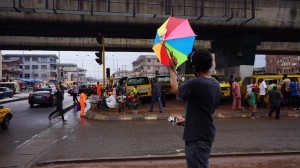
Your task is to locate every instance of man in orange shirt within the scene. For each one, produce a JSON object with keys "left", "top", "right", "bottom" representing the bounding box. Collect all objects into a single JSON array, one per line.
[
  {"left": 79, "top": 90, "right": 87, "bottom": 117},
  {"left": 96, "top": 81, "right": 102, "bottom": 99}
]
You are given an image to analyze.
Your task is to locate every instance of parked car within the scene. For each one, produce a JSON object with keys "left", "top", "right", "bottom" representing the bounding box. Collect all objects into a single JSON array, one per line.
[
  {"left": 0, "top": 106, "right": 13, "bottom": 129},
  {"left": 28, "top": 88, "right": 57, "bottom": 107},
  {"left": 0, "top": 87, "right": 14, "bottom": 99}
]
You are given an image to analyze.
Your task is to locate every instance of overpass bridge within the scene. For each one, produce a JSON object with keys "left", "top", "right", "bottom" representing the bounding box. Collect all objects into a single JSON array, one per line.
[{"left": 0, "top": 0, "right": 300, "bottom": 78}]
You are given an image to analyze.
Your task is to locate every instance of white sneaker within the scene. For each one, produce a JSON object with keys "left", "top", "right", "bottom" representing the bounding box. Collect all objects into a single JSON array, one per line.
[
  {"left": 293, "top": 108, "right": 297, "bottom": 111},
  {"left": 250, "top": 117, "right": 255, "bottom": 119}
]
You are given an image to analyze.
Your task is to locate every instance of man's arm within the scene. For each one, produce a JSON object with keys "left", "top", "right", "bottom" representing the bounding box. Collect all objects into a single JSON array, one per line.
[{"left": 169, "top": 53, "right": 179, "bottom": 95}]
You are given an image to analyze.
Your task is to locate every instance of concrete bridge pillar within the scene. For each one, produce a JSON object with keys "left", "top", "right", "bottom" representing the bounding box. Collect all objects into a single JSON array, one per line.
[{"left": 212, "top": 35, "right": 261, "bottom": 80}]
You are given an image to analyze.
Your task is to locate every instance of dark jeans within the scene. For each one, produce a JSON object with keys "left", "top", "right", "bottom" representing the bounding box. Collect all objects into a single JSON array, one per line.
[
  {"left": 73, "top": 93, "right": 78, "bottom": 103},
  {"left": 259, "top": 95, "right": 267, "bottom": 108},
  {"left": 49, "top": 101, "right": 65, "bottom": 121},
  {"left": 268, "top": 104, "right": 280, "bottom": 119},
  {"left": 149, "top": 96, "right": 163, "bottom": 112},
  {"left": 291, "top": 96, "right": 299, "bottom": 109},
  {"left": 161, "top": 91, "right": 166, "bottom": 107},
  {"left": 283, "top": 92, "right": 291, "bottom": 107},
  {"left": 185, "top": 140, "right": 212, "bottom": 168}
]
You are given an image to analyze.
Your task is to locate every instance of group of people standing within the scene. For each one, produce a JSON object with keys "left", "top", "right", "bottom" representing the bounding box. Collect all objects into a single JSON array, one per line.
[
  {"left": 280, "top": 74, "right": 300, "bottom": 110},
  {"left": 230, "top": 73, "right": 300, "bottom": 120}
]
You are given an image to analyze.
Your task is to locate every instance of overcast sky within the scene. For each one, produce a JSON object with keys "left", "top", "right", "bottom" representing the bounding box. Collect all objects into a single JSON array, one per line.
[
  {"left": 2, "top": 50, "right": 154, "bottom": 79},
  {"left": 2, "top": 50, "right": 266, "bottom": 79}
]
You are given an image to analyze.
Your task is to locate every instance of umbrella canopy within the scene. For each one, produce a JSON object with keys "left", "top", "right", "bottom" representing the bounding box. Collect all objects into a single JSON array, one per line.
[{"left": 152, "top": 16, "right": 196, "bottom": 67}]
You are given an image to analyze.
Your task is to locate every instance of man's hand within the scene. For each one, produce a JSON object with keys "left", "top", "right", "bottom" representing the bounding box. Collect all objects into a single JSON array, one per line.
[
  {"left": 175, "top": 115, "right": 185, "bottom": 126},
  {"left": 169, "top": 52, "right": 178, "bottom": 71}
]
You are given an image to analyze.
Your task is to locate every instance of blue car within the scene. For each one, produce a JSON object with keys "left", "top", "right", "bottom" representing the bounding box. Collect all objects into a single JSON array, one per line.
[{"left": 0, "top": 87, "right": 14, "bottom": 99}]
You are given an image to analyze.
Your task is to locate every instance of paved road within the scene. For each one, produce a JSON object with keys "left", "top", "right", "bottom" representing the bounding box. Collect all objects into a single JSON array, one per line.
[
  {"left": 0, "top": 93, "right": 74, "bottom": 161},
  {"left": 1, "top": 95, "right": 300, "bottom": 167},
  {"left": 33, "top": 115, "right": 300, "bottom": 164}
]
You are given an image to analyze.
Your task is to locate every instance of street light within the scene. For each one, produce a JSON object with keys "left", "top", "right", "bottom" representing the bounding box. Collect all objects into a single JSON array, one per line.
[
  {"left": 112, "top": 55, "right": 118, "bottom": 73},
  {"left": 76, "top": 55, "right": 89, "bottom": 69},
  {"left": 106, "top": 57, "right": 114, "bottom": 73},
  {"left": 90, "top": 63, "right": 96, "bottom": 79}
]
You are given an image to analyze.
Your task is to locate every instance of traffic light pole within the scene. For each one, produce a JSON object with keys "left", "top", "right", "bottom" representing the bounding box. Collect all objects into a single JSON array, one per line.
[{"left": 102, "top": 35, "right": 105, "bottom": 87}]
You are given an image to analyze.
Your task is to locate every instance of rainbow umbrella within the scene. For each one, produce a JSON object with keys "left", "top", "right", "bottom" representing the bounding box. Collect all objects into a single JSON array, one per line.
[{"left": 152, "top": 16, "right": 196, "bottom": 68}]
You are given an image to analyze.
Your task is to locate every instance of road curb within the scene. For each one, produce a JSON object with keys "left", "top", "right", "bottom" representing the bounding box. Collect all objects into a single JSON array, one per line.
[
  {"left": 34, "top": 151, "right": 300, "bottom": 167},
  {"left": 85, "top": 110, "right": 300, "bottom": 121},
  {"left": 0, "top": 97, "right": 28, "bottom": 104}
]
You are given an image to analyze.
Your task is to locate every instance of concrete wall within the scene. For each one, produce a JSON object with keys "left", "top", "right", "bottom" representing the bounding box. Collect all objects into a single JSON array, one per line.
[{"left": 216, "top": 65, "right": 254, "bottom": 82}]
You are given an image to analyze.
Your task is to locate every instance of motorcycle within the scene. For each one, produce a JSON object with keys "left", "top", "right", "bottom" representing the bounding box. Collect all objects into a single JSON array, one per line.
[
  {"left": 117, "top": 94, "right": 126, "bottom": 112},
  {"left": 125, "top": 93, "right": 142, "bottom": 110}
]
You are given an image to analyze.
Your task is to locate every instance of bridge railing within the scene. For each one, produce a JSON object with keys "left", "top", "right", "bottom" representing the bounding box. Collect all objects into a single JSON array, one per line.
[{"left": 0, "top": 0, "right": 255, "bottom": 22}]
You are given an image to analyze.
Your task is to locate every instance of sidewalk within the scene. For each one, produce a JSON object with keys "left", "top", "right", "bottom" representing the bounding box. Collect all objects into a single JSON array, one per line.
[
  {"left": 0, "top": 92, "right": 29, "bottom": 104},
  {"left": 85, "top": 98, "right": 300, "bottom": 121}
]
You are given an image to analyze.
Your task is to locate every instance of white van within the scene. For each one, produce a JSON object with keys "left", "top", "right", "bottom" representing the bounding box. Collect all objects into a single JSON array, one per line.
[{"left": 0, "top": 82, "right": 20, "bottom": 94}]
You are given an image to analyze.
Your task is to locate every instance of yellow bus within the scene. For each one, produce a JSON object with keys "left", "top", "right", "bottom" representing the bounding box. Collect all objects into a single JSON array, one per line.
[
  {"left": 125, "top": 76, "right": 152, "bottom": 98},
  {"left": 241, "top": 74, "right": 300, "bottom": 104},
  {"left": 153, "top": 75, "right": 173, "bottom": 95},
  {"left": 64, "top": 80, "right": 74, "bottom": 89},
  {"left": 180, "top": 74, "right": 231, "bottom": 99}
]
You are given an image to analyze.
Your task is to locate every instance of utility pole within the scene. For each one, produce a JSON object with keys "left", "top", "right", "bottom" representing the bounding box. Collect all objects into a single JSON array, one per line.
[{"left": 102, "top": 34, "right": 105, "bottom": 86}]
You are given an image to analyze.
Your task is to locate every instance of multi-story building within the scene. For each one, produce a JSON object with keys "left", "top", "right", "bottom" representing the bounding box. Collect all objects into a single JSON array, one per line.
[
  {"left": 2, "top": 54, "right": 58, "bottom": 81},
  {"left": 56, "top": 63, "right": 78, "bottom": 82},
  {"left": 78, "top": 68, "right": 87, "bottom": 82},
  {"left": 116, "top": 70, "right": 135, "bottom": 78},
  {"left": 2, "top": 59, "right": 23, "bottom": 81},
  {"left": 56, "top": 63, "right": 87, "bottom": 82},
  {"left": 132, "top": 55, "right": 169, "bottom": 78},
  {"left": 266, "top": 55, "right": 300, "bottom": 73}
]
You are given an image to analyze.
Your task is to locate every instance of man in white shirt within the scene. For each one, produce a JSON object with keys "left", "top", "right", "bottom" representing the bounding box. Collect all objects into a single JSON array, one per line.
[
  {"left": 106, "top": 92, "right": 117, "bottom": 109},
  {"left": 259, "top": 78, "right": 268, "bottom": 108},
  {"left": 282, "top": 74, "right": 291, "bottom": 108}
]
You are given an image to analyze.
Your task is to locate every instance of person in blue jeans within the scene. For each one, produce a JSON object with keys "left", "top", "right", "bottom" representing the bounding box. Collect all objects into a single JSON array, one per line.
[
  {"left": 290, "top": 78, "right": 299, "bottom": 110},
  {"left": 148, "top": 78, "right": 163, "bottom": 113},
  {"left": 169, "top": 48, "right": 221, "bottom": 168}
]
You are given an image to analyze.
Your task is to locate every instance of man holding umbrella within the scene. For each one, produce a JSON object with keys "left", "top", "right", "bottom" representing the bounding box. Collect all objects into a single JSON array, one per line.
[{"left": 169, "top": 49, "right": 221, "bottom": 168}]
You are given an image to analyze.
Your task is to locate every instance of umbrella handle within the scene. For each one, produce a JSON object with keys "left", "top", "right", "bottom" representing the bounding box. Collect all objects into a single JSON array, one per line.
[
  {"left": 160, "top": 42, "right": 173, "bottom": 59},
  {"left": 169, "top": 52, "right": 184, "bottom": 83}
]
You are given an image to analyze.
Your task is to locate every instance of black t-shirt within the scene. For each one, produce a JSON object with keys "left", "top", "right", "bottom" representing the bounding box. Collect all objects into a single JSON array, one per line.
[
  {"left": 179, "top": 76, "right": 221, "bottom": 143},
  {"left": 269, "top": 90, "right": 281, "bottom": 107}
]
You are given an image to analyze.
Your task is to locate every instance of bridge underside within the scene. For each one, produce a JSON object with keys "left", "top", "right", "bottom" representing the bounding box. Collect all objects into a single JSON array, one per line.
[
  {"left": 1, "top": 0, "right": 300, "bottom": 55},
  {"left": 1, "top": 19, "right": 300, "bottom": 43},
  {"left": 1, "top": 36, "right": 300, "bottom": 55}
]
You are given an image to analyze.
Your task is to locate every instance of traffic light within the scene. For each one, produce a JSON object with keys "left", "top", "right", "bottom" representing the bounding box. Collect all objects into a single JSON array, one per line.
[
  {"left": 95, "top": 33, "right": 103, "bottom": 65},
  {"left": 106, "top": 68, "right": 110, "bottom": 78},
  {"left": 155, "top": 70, "right": 159, "bottom": 76},
  {"left": 95, "top": 52, "right": 102, "bottom": 65},
  {"left": 96, "top": 33, "right": 102, "bottom": 44}
]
